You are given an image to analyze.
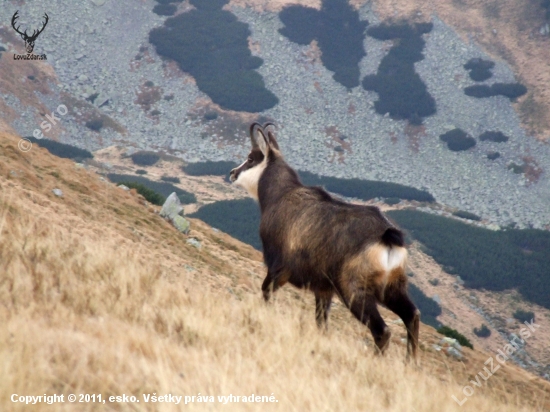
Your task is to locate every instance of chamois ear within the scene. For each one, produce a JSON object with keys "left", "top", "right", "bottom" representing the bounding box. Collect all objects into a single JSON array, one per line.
[
  {"left": 263, "top": 123, "right": 279, "bottom": 150},
  {"left": 249, "top": 122, "right": 270, "bottom": 156}
]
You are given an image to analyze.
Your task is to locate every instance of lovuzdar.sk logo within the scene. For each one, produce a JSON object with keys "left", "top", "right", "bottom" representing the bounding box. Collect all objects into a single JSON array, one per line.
[{"left": 11, "top": 10, "right": 49, "bottom": 61}]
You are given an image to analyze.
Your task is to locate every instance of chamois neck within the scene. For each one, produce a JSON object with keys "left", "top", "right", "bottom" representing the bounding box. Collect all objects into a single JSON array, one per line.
[{"left": 258, "top": 157, "right": 302, "bottom": 213}]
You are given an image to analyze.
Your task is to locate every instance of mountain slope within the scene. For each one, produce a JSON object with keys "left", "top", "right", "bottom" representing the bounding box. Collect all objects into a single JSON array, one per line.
[{"left": 2, "top": 131, "right": 550, "bottom": 411}]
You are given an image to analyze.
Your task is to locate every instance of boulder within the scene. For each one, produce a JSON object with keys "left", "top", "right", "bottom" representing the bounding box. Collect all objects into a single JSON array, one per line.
[
  {"left": 160, "top": 192, "right": 183, "bottom": 220},
  {"left": 447, "top": 347, "right": 463, "bottom": 360},
  {"left": 173, "top": 216, "right": 190, "bottom": 235}
]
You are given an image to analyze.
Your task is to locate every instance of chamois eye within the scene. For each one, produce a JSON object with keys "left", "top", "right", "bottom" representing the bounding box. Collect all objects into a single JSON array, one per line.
[{"left": 248, "top": 156, "right": 253, "bottom": 163}]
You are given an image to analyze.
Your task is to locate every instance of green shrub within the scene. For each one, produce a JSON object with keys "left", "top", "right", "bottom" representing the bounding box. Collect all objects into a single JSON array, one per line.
[
  {"left": 487, "top": 151, "right": 500, "bottom": 160},
  {"left": 189, "top": 199, "right": 262, "bottom": 250},
  {"left": 135, "top": 169, "right": 148, "bottom": 175},
  {"left": 297, "top": 171, "right": 435, "bottom": 202},
  {"left": 182, "top": 161, "right": 239, "bottom": 176},
  {"left": 479, "top": 131, "right": 509, "bottom": 143},
  {"left": 107, "top": 174, "right": 196, "bottom": 204},
  {"left": 513, "top": 310, "right": 535, "bottom": 324},
  {"left": 279, "top": 0, "right": 368, "bottom": 89},
  {"left": 149, "top": 0, "right": 278, "bottom": 112},
  {"left": 439, "top": 128, "right": 476, "bottom": 151},
  {"left": 492, "top": 83, "right": 528, "bottom": 99},
  {"left": 86, "top": 92, "right": 99, "bottom": 103},
  {"left": 85, "top": 118, "right": 104, "bottom": 132},
  {"left": 25, "top": 137, "right": 93, "bottom": 162},
  {"left": 508, "top": 162, "right": 525, "bottom": 174},
  {"left": 130, "top": 152, "right": 160, "bottom": 166},
  {"left": 464, "top": 83, "right": 527, "bottom": 100},
  {"left": 153, "top": 4, "right": 177, "bottom": 15},
  {"left": 437, "top": 325, "right": 473, "bottom": 349},
  {"left": 363, "top": 22, "right": 436, "bottom": 124},
  {"left": 408, "top": 283, "right": 441, "bottom": 328},
  {"left": 118, "top": 182, "right": 165, "bottom": 206},
  {"left": 452, "top": 210, "right": 481, "bottom": 221},
  {"left": 387, "top": 209, "right": 550, "bottom": 309},
  {"left": 473, "top": 324, "right": 491, "bottom": 338},
  {"left": 463, "top": 58, "right": 494, "bottom": 82},
  {"left": 161, "top": 175, "right": 181, "bottom": 183},
  {"left": 384, "top": 197, "right": 401, "bottom": 205},
  {"left": 203, "top": 111, "right": 218, "bottom": 121}
]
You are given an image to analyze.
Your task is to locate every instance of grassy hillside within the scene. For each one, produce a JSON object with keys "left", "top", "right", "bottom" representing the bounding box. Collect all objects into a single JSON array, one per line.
[{"left": 1, "top": 131, "right": 550, "bottom": 411}]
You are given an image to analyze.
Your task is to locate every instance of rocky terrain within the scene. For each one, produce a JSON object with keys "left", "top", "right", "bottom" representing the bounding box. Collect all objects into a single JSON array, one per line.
[{"left": 0, "top": 0, "right": 550, "bottom": 230}]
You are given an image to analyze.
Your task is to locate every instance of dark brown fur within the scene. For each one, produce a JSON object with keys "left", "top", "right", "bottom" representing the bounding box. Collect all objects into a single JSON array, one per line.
[{"left": 231, "top": 123, "right": 420, "bottom": 360}]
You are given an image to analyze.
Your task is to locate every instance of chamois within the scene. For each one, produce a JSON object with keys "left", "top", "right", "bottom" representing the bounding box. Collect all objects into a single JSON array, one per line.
[{"left": 229, "top": 123, "right": 420, "bottom": 360}]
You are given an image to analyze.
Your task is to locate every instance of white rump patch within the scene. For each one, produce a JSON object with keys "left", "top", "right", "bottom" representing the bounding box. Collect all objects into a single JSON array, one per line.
[
  {"left": 377, "top": 245, "right": 407, "bottom": 272},
  {"left": 234, "top": 158, "right": 268, "bottom": 201}
]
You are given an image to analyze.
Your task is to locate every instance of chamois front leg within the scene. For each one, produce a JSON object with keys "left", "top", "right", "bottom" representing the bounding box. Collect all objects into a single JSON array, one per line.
[
  {"left": 261, "top": 269, "right": 289, "bottom": 302},
  {"left": 314, "top": 290, "right": 334, "bottom": 330}
]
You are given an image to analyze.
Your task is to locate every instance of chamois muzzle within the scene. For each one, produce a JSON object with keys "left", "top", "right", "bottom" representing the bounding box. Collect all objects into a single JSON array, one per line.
[{"left": 229, "top": 168, "right": 238, "bottom": 182}]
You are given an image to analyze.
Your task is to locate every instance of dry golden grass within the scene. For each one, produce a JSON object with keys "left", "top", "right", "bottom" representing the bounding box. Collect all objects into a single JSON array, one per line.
[{"left": 1, "top": 130, "right": 550, "bottom": 411}]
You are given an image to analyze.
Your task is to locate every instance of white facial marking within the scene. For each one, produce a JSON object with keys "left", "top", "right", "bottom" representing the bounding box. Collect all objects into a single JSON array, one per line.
[{"left": 234, "top": 157, "right": 268, "bottom": 201}]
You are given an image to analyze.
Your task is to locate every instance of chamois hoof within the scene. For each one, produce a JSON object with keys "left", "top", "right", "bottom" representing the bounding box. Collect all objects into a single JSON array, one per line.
[{"left": 374, "top": 327, "right": 392, "bottom": 355}]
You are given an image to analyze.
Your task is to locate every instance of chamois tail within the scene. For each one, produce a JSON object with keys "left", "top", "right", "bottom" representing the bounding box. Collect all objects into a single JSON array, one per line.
[{"left": 380, "top": 227, "right": 404, "bottom": 248}]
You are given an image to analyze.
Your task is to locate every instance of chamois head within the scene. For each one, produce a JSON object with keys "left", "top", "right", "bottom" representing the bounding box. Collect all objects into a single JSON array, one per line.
[{"left": 229, "top": 122, "right": 279, "bottom": 200}]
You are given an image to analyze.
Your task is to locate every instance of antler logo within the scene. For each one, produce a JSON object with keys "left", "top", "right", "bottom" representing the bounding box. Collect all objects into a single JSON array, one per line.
[{"left": 11, "top": 10, "right": 49, "bottom": 54}]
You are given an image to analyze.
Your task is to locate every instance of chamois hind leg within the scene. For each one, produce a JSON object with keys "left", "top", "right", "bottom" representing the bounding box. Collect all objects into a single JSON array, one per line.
[
  {"left": 261, "top": 270, "right": 289, "bottom": 302},
  {"left": 383, "top": 285, "right": 420, "bottom": 362},
  {"left": 314, "top": 290, "right": 334, "bottom": 329},
  {"left": 349, "top": 293, "right": 391, "bottom": 354}
]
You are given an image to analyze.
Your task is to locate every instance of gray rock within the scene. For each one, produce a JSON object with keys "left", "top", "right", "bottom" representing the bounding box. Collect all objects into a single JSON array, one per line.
[
  {"left": 52, "top": 188, "right": 63, "bottom": 197},
  {"left": 95, "top": 93, "right": 110, "bottom": 107},
  {"left": 160, "top": 192, "right": 183, "bottom": 220},
  {"left": 173, "top": 216, "right": 190, "bottom": 235},
  {"left": 432, "top": 294, "right": 441, "bottom": 305},
  {"left": 118, "top": 184, "right": 130, "bottom": 191},
  {"left": 186, "top": 238, "right": 201, "bottom": 249},
  {"left": 447, "top": 347, "right": 463, "bottom": 360}
]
